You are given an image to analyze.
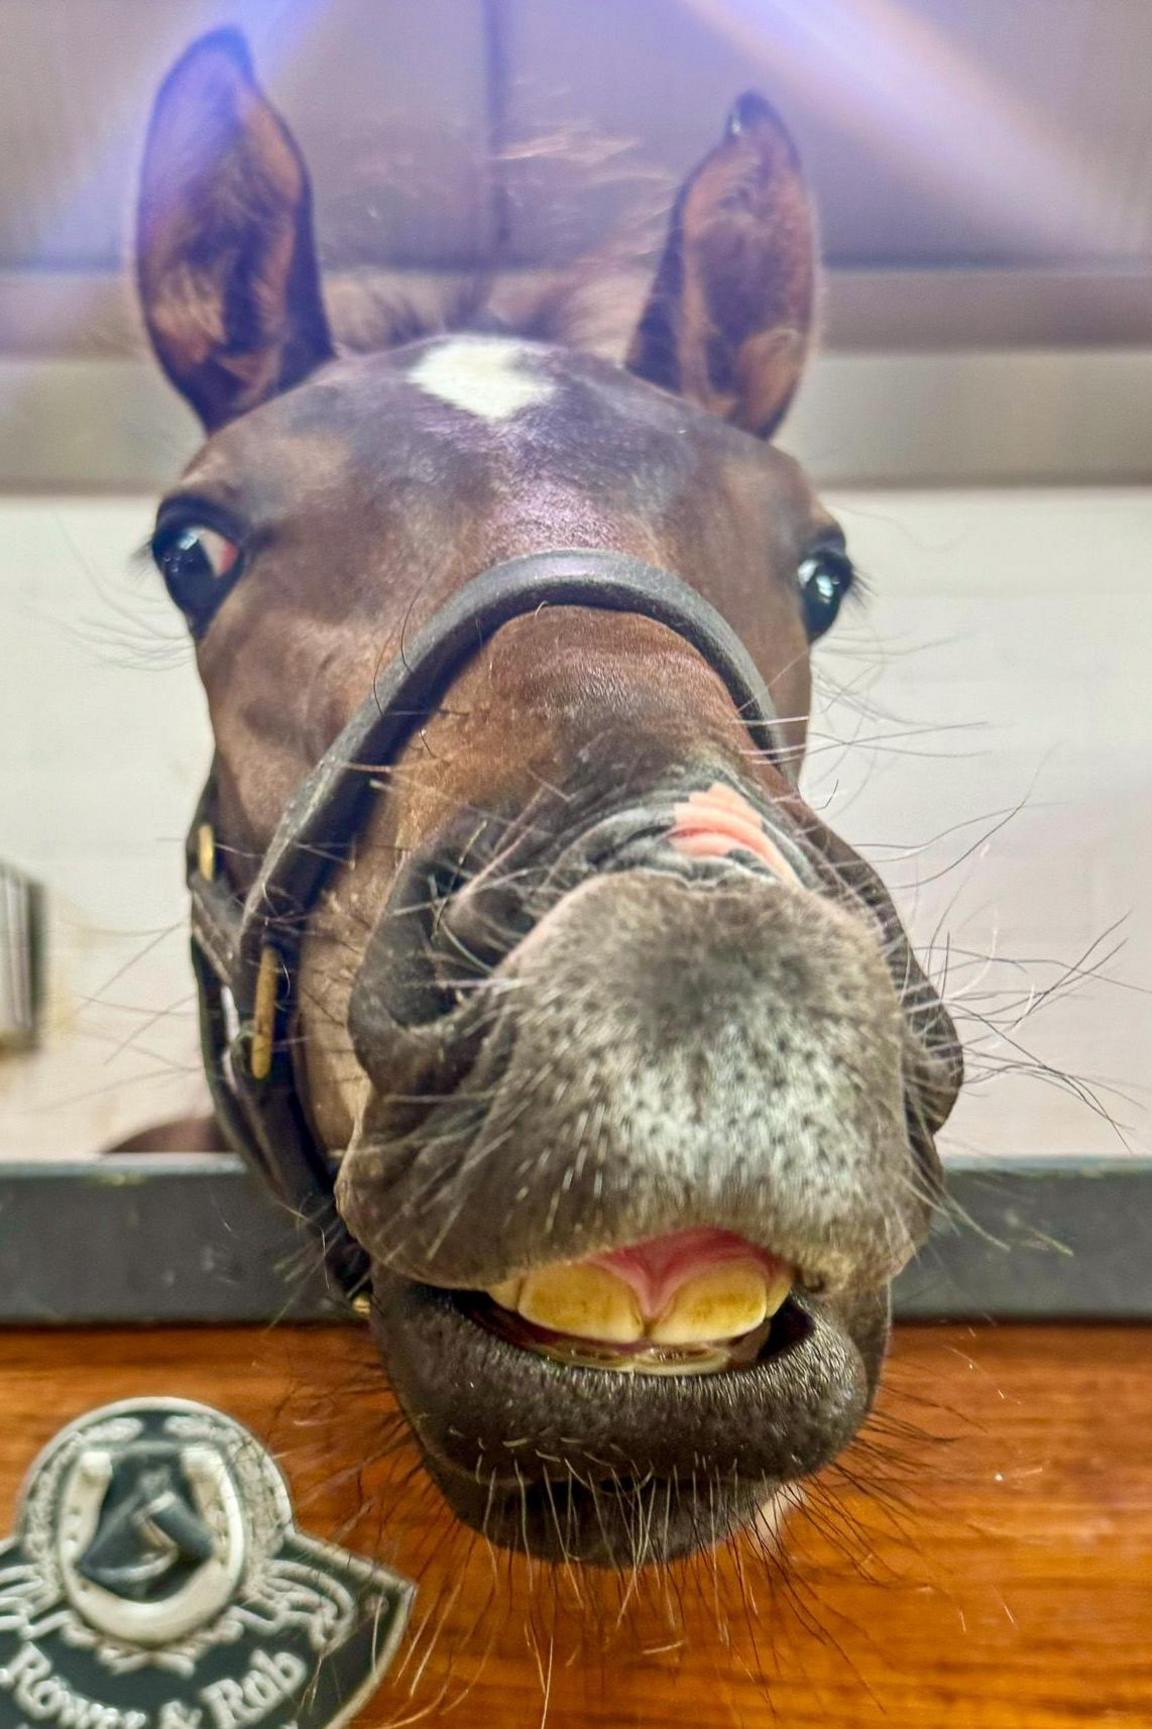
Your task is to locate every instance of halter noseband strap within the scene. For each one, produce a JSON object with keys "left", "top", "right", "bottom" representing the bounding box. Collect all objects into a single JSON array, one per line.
[{"left": 187, "top": 549, "right": 792, "bottom": 1299}]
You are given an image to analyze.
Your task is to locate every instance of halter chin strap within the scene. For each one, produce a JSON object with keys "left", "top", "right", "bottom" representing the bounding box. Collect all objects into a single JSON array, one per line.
[{"left": 187, "top": 549, "right": 793, "bottom": 1299}]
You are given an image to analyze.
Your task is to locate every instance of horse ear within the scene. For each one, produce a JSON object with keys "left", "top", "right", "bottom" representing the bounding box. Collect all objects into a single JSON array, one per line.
[
  {"left": 627, "top": 93, "right": 816, "bottom": 440},
  {"left": 136, "top": 30, "right": 333, "bottom": 432}
]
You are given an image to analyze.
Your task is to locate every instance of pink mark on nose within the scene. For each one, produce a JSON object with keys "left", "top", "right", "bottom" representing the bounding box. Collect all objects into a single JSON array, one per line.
[
  {"left": 670, "top": 782, "right": 801, "bottom": 885},
  {"left": 588, "top": 1227, "right": 789, "bottom": 1320}
]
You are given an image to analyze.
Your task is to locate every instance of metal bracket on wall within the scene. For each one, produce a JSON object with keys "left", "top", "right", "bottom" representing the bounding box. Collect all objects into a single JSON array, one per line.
[{"left": 0, "top": 1155, "right": 1148, "bottom": 1326}]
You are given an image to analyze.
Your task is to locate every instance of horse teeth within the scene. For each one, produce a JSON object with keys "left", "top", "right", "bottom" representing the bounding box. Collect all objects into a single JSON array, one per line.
[
  {"left": 648, "top": 1263, "right": 791, "bottom": 1346},
  {"left": 486, "top": 1256, "right": 792, "bottom": 1351},
  {"left": 516, "top": 1264, "right": 644, "bottom": 1344},
  {"left": 486, "top": 1277, "right": 523, "bottom": 1310}
]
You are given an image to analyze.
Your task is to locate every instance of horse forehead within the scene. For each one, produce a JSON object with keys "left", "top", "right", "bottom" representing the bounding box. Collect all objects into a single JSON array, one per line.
[
  {"left": 189, "top": 334, "right": 801, "bottom": 533},
  {"left": 280, "top": 335, "right": 722, "bottom": 510},
  {"left": 198, "top": 337, "right": 656, "bottom": 489}
]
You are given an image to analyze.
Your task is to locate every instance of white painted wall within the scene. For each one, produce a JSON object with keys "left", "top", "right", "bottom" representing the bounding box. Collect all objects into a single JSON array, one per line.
[
  {"left": 813, "top": 490, "right": 1151, "bottom": 1166},
  {"left": 0, "top": 499, "right": 212, "bottom": 1156},
  {"left": 1, "top": 489, "right": 1148, "bottom": 1162}
]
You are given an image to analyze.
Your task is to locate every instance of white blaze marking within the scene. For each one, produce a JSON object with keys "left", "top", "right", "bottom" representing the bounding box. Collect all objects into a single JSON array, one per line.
[{"left": 409, "top": 337, "right": 554, "bottom": 421}]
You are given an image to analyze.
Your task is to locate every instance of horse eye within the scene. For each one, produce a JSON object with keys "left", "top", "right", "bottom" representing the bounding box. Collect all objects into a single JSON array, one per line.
[
  {"left": 797, "top": 545, "right": 854, "bottom": 640},
  {"left": 152, "top": 523, "right": 241, "bottom": 631}
]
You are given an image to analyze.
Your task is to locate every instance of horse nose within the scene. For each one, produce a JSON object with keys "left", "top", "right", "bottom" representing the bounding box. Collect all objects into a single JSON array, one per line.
[{"left": 338, "top": 862, "right": 930, "bottom": 1295}]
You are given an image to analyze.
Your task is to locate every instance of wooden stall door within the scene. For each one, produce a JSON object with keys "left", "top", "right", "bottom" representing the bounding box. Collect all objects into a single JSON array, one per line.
[{"left": 0, "top": 1324, "right": 1147, "bottom": 1728}]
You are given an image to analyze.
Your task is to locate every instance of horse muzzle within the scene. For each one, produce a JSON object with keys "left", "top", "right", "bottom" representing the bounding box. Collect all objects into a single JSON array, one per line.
[{"left": 335, "top": 818, "right": 941, "bottom": 1561}]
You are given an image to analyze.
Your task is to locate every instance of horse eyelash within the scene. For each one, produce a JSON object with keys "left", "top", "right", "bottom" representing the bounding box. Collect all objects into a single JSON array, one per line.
[{"left": 844, "top": 560, "right": 871, "bottom": 606}]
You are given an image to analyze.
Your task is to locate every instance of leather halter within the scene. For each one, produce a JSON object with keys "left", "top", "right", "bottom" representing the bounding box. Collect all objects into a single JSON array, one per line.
[{"left": 187, "top": 549, "right": 792, "bottom": 1300}]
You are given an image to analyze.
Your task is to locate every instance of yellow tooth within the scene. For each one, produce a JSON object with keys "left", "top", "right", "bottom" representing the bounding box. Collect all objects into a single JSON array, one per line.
[
  {"left": 648, "top": 1262, "right": 791, "bottom": 1346},
  {"left": 518, "top": 1263, "right": 643, "bottom": 1344},
  {"left": 486, "top": 1277, "right": 523, "bottom": 1310}
]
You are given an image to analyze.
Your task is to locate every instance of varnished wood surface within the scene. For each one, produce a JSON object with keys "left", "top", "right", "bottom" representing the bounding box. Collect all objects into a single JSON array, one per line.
[{"left": 0, "top": 1323, "right": 1147, "bottom": 1728}]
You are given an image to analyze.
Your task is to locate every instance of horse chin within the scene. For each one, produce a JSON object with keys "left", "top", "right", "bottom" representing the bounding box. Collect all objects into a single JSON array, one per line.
[{"left": 366, "top": 1269, "right": 888, "bottom": 1564}]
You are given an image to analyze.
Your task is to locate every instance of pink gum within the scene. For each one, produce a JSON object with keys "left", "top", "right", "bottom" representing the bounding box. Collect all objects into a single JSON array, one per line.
[{"left": 588, "top": 1227, "right": 789, "bottom": 1320}]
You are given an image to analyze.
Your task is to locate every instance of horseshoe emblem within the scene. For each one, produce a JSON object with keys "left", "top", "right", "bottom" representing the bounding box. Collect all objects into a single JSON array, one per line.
[{"left": 0, "top": 1398, "right": 414, "bottom": 1729}]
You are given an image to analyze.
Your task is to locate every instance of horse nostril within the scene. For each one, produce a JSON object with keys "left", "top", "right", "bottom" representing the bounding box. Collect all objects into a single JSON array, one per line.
[
  {"left": 346, "top": 857, "right": 462, "bottom": 1082},
  {"left": 429, "top": 874, "right": 532, "bottom": 1000},
  {"left": 347, "top": 837, "right": 534, "bottom": 1098}
]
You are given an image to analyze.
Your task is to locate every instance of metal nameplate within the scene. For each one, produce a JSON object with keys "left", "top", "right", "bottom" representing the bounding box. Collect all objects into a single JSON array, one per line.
[{"left": 0, "top": 1398, "right": 414, "bottom": 1729}]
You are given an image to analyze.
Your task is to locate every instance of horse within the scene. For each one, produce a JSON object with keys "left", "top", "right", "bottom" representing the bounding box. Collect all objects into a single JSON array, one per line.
[{"left": 135, "top": 28, "right": 962, "bottom": 1568}]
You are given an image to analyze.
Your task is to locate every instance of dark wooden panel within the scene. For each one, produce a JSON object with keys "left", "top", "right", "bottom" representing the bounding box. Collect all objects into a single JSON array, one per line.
[
  {"left": 4, "top": 0, "right": 1152, "bottom": 274},
  {"left": 0, "top": 1323, "right": 1148, "bottom": 1726}
]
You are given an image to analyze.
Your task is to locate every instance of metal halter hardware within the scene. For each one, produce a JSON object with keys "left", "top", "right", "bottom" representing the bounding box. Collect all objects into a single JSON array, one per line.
[{"left": 186, "top": 549, "right": 791, "bottom": 1301}]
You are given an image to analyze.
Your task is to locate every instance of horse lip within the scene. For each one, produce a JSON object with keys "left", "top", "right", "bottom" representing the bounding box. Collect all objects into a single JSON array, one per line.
[
  {"left": 368, "top": 1270, "right": 876, "bottom": 1542},
  {"left": 362, "top": 780, "right": 814, "bottom": 1040},
  {"left": 377, "top": 1272, "right": 863, "bottom": 1419},
  {"left": 435, "top": 781, "right": 815, "bottom": 931},
  {"left": 340, "top": 1075, "right": 924, "bottom": 1288},
  {"left": 338, "top": 1154, "right": 877, "bottom": 1297},
  {"left": 405, "top": 786, "right": 814, "bottom": 1028},
  {"left": 549, "top": 789, "right": 815, "bottom": 891}
]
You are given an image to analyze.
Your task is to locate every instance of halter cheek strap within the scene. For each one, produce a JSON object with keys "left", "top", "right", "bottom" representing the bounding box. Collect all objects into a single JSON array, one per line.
[{"left": 187, "top": 549, "right": 793, "bottom": 1300}]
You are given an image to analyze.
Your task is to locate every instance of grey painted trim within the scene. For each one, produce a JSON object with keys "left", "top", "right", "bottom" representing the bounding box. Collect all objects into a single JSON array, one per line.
[
  {"left": 822, "top": 266, "right": 1152, "bottom": 352},
  {"left": 0, "top": 1155, "right": 1148, "bottom": 1326},
  {"left": 0, "top": 1157, "right": 342, "bottom": 1325},
  {"left": 4, "top": 265, "right": 1152, "bottom": 489},
  {"left": 777, "top": 349, "right": 1152, "bottom": 487},
  {"left": 4, "top": 348, "right": 1152, "bottom": 492},
  {"left": 894, "top": 1159, "right": 1152, "bottom": 1320}
]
